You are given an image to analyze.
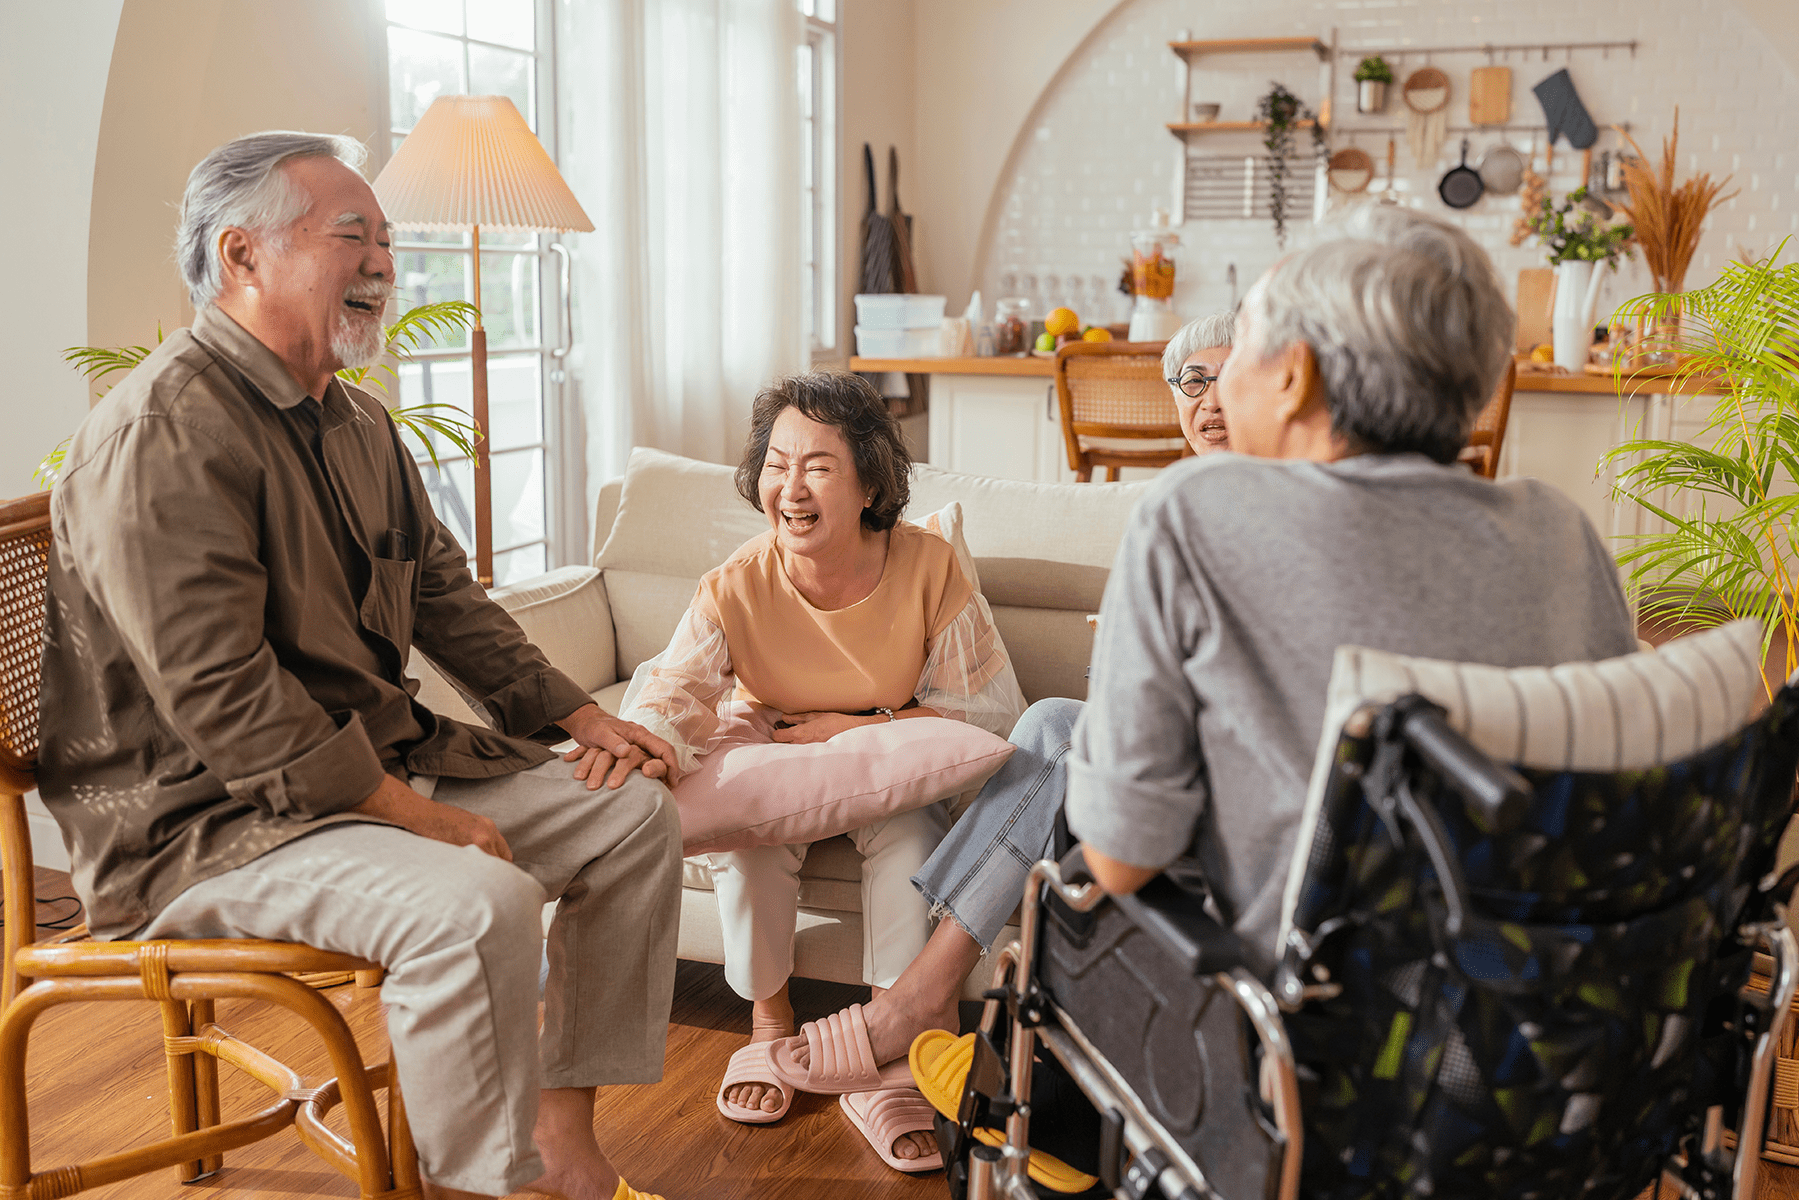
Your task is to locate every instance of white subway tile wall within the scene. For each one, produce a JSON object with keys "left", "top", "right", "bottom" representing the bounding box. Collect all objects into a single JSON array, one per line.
[{"left": 977, "top": 0, "right": 1797, "bottom": 330}]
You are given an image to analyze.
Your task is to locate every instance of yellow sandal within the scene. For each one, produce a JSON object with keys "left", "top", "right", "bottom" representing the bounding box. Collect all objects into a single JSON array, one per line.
[{"left": 909, "top": 1029, "right": 1101, "bottom": 1194}]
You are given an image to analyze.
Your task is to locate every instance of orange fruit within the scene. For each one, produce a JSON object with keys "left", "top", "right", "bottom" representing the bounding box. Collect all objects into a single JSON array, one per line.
[
  {"left": 1044, "top": 307, "right": 1080, "bottom": 337},
  {"left": 1082, "top": 327, "right": 1113, "bottom": 342}
]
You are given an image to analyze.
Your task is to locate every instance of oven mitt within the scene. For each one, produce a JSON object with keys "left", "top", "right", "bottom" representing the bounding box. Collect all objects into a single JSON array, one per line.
[{"left": 1532, "top": 68, "right": 1596, "bottom": 150}]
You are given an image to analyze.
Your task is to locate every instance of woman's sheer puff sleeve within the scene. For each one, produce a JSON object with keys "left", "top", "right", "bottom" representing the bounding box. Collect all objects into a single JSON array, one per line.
[
  {"left": 916, "top": 590, "right": 1027, "bottom": 739},
  {"left": 618, "top": 603, "right": 734, "bottom": 776}
]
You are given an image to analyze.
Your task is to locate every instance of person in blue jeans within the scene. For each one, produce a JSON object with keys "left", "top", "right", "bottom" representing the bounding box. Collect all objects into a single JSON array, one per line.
[{"left": 761, "top": 312, "right": 1236, "bottom": 1129}]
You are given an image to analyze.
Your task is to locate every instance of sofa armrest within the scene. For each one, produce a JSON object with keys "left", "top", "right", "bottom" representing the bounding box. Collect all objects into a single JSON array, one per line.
[{"left": 487, "top": 565, "right": 619, "bottom": 694}]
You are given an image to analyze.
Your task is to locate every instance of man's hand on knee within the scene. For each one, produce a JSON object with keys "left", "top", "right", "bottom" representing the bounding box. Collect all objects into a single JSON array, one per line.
[
  {"left": 559, "top": 703, "right": 680, "bottom": 788},
  {"left": 352, "top": 774, "right": 513, "bottom": 860}
]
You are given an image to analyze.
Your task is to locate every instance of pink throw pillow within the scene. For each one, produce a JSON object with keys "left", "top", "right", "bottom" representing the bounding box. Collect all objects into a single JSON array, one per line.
[{"left": 674, "top": 702, "right": 1016, "bottom": 855}]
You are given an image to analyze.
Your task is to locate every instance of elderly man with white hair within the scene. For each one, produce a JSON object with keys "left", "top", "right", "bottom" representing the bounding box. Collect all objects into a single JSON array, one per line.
[
  {"left": 39, "top": 131, "right": 682, "bottom": 1200},
  {"left": 1071, "top": 206, "right": 1639, "bottom": 968},
  {"left": 750, "top": 311, "right": 1242, "bottom": 1164}
]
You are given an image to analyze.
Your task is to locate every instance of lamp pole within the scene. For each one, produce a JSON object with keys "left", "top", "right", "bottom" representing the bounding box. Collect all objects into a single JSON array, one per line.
[{"left": 470, "top": 224, "right": 492, "bottom": 586}]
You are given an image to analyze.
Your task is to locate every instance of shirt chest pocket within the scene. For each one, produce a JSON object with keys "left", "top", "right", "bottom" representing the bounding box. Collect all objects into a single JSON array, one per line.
[{"left": 361, "top": 556, "right": 417, "bottom": 655}]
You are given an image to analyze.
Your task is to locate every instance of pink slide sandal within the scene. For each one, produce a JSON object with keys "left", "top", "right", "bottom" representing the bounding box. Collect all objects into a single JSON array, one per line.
[
  {"left": 715, "top": 1041, "right": 792, "bottom": 1124},
  {"left": 840, "top": 1087, "right": 944, "bottom": 1174},
  {"left": 766, "top": 1003, "right": 913, "bottom": 1096}
]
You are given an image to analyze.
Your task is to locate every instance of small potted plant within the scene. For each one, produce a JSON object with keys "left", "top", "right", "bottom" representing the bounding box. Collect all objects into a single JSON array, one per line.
[
  {"left": 1257, "top": 81, "right": 1327, "bottom": 249},
  {"left": 1524, "top": 187, "right": 1634, "bottom": 370},
  {"left": 1354, "top": 56, "right": 1393, "bottom": 114}
]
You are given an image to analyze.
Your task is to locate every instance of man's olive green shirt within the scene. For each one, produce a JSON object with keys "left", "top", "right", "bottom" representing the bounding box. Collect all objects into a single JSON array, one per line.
[{"left": 40, "top": 306, "right": 594, "bottom": 938}]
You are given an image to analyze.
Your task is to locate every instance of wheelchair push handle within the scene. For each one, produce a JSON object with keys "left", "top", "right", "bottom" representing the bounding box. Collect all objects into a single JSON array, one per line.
[{"left": 1387, "top": 695, "right": 1533, "bottom": 833}]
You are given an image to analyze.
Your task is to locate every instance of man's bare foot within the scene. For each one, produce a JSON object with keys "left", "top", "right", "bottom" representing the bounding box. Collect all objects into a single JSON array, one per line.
[
  {"left": 723, "top": 986, "right": 795, "bottom": 1115},
  {"left": 521, "top": 1087, "right": 621, "bottom": 1200}
]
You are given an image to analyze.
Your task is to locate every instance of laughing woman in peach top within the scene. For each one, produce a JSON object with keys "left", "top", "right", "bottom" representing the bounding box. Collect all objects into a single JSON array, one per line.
[{"left": 575, "top": 371, "right": 1024, "bottom": 1165}]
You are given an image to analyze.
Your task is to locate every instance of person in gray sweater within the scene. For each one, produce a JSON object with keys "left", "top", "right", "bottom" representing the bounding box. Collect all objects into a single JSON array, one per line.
[{"left": 766, "top": 207, "right": 1638, "bottom": 1128}]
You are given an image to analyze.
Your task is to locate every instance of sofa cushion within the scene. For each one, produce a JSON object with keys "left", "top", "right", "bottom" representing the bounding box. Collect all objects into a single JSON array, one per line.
[
  {"left": 674, "top": 703, "right": 1015, "bottom": 855},
  {"left": 596, "top": 448, "right": 766, "bottom": 579}
]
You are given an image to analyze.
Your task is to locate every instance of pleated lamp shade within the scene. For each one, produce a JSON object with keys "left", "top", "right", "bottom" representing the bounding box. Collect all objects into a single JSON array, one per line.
[{"left": 373, "top": 95, "right": 592, "bottom": 232}]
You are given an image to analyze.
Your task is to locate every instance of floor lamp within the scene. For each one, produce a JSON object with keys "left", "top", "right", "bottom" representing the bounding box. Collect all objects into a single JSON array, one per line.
[{"left": 373, "top": 95, "right": 593, "bottom": 586}]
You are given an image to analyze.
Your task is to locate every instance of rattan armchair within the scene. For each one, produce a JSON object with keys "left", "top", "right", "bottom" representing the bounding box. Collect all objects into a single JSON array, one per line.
[
  {"left": 1053, "top": 340, "right": 1190, "bottom": 482},
  {"left": 0, "top": 492, "right": 421, "bottom": 1200},
  {"left": 1460, "top": 358, "right": 1518, "bottom": 479}
]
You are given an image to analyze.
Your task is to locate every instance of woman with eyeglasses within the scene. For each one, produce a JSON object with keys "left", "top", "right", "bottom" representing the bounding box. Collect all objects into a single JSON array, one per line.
[{"left": 758, "top": 313, "right": 1239, "bottom": 1142}]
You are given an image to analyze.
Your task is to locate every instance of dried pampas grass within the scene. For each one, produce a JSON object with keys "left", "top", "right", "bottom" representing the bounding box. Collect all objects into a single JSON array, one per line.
[{"left": 1614, "top": 107, "right": 1737, "bottom": 295}]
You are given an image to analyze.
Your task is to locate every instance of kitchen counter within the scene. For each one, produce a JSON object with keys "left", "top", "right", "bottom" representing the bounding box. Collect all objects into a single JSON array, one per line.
[
  {"left": 850, "top": 356, "right": 1716, "bottom": 396},
  {"left": 852, "top": 355, "right": 1721, "bottom": 560}
]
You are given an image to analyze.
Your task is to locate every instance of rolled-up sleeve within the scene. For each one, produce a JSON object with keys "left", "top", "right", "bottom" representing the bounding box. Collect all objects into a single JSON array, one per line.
[
  {"left": 60, "top": 415, "right": 386, "bottom": 819},
  {"left": 1065, "top": 498, "right": 1211, "bottom": 868}
]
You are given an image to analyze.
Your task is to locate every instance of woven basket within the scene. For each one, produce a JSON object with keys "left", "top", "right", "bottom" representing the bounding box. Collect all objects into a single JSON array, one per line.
[{"left": 1747, "top": 951, "right": 1799, "bottom": 1163}]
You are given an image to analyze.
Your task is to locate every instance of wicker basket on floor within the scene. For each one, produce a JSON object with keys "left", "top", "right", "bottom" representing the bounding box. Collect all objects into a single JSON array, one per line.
[{"left": 1747, "top": 951, "right": 1799, "bottom": 1163}]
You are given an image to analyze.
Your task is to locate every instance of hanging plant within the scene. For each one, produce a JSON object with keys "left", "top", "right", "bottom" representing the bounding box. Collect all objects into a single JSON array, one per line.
[{"left": 1257, "top": 81, "right": 1328, "bottom": 249}]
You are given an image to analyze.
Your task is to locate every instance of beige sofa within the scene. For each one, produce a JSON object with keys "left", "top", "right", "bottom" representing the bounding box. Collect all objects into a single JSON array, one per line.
[{"left": 410, "top": 447, "right": 1146, "bottom": 996}]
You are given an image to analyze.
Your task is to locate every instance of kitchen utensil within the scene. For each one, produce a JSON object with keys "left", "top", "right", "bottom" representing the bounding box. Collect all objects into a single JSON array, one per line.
[
  {"left": 858, "top": 144, "right": 898, "bottom": 294},
  {"left": 1379, "top": 136, "right": 1399, "bottom": 205},
  {"left": 1532, "top": 68, "right": 1597, "bottom": 149},
  {"left": 1469, "top": 65, "right": 1513, "bottom": 125},
  {"left": 1515, "top": 267, "right": 1556, "bottom": 354},
  {"left": 1403, "top": 66, "right": 1449, "bottom": 170},
  {"left": 1477, "top": 141, "right": 1525, "bottom": 195},
  {"left": 1327, "top": 146, "right": 1374, "bottom": 193},
  {"left": 1189, "top": 101, "right": 1220, "bottom": 122},
  {"left": 1438, "top": 139, "right": 1484, "bottom": 208},
  {"left": 1577, "top": 146, "right": 1613, "bottom": 217}
]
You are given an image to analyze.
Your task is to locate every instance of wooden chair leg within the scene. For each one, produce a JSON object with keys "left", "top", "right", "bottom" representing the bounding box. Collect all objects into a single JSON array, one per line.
[
  {"left": 1076, "top": 465, "right": 1093, "bottom": 482},
  {"left": 1104, "top": 465, "right": 1120, "bottom": 482},
  {"left": 157, "top": 1000, "right": 205, "bottom": 1182},
  {"left": 192, "top": 999, "right": 223, "bottom": 1177},
  {"left": 388, "top": 1061, "right": 420, "bottom": 1194}
]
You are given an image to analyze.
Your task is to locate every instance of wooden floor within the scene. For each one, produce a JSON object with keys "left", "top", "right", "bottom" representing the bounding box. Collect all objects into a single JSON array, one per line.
[
  {"left": 17, "top": 868, "right": 940, "bottom": 1199},
  {"left": 20, "top": 848, "right": 1799, "bottom": 1200}
]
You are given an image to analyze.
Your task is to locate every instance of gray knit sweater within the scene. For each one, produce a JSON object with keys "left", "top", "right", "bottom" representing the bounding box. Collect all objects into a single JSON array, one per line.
[{"left": 1065, "top": 451, "right": 1638, "bottom": 971}]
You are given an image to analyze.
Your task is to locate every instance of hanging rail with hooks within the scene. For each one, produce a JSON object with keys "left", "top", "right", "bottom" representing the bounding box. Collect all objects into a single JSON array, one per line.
[
  {"left": 1338, "top": 39, "right": 1637, "bottom": 62},
  {"left": 1330, "top": 121, "right": 1634, "bottom": 140}
]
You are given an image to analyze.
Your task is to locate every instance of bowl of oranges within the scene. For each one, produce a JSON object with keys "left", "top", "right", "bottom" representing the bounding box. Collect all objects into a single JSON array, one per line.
[{"left": 1031, "top": 307, "right": 1115, "bottom": 355}]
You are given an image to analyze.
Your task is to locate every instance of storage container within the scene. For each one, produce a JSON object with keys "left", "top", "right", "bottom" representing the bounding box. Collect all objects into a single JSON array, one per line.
[
  {"left": 854, "top": 326, "right": 942, "bottom": 358},
  {"left": 854, "top": 294, "right": 947, "bottom": 330}
]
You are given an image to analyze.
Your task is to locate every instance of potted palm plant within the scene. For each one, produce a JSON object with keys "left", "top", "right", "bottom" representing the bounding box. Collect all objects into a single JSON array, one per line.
[
  {"left": 1602, "top": 243, "right": 1799, "bottom": 696},
  {"left": 38, "top": 300, "right": 482, "bottom": 486}
]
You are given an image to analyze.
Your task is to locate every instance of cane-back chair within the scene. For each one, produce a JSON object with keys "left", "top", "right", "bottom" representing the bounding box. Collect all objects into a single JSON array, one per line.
[
  {"left": 1460, "top": 358, "right": 1518, "bottom": 479},
  {"left": 1054, "top": 341, "right": 1190, "bottom": 482},
  {"left": 0, "top": 492, "right": 421, "bottom": 1200}
]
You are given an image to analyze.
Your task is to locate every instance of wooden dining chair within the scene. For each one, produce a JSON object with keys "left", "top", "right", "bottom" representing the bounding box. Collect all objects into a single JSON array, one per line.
[
  {"left": 1053, "top": 340, "right": 1190, "bottom": 482},
  {"left": 0, "top": 492, "right": 420, "bottom": 1200},
  {"left": 1459, "top": 358, "right": 1518, "bottom": 480}
]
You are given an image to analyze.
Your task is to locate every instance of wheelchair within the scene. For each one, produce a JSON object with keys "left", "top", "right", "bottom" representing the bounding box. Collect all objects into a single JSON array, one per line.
[{"left": 935, "top": 672, "right": 1799, "bottom": 1200}]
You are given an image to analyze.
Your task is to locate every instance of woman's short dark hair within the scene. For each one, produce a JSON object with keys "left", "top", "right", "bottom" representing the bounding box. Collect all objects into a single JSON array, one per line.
[{"left": 735, "top": 371, "right": 912, "bottom": 532}]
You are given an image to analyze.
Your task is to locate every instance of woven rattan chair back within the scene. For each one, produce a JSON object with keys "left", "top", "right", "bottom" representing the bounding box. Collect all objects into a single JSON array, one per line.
[
  {"left": 0, "top": 492, "right": 419, "bottom": 1200},
  {"left": 1461, "top": 358, "right": 1517, "bottom": 480},
  {"left": 1054, "top": 341, "right": 1189, "bottom": 482}
]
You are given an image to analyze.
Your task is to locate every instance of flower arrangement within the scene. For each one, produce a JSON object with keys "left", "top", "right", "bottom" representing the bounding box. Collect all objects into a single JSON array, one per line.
[
  {"left": 1613, "top": 108, "right": 1736, "bottom": 295},
  {"left": 1525, "top": 188, "right": 1635, "bottom": 268}
]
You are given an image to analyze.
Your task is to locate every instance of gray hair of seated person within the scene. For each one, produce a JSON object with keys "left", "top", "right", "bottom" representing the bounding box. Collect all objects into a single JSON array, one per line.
[
  {"left": 1161, "top": 311, "right": 1236, "bottom": 393},
  {"left": 176, "top": 131, "right": 368, "bottom": 310},
  {"left": 735, "top": 371, "right": 912, "bottom": 532},
  {"left": 1239, "top": 206, "right": 1514, "bottom": 463}
]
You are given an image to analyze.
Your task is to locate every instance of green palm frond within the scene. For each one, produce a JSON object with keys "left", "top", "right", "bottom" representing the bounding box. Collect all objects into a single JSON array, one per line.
[
  {"left": 387, "top": 401, "right": 481, "bottom": 470},
  {"left": 1602, "top": 238, "right": 1799, "bottom": 688}
]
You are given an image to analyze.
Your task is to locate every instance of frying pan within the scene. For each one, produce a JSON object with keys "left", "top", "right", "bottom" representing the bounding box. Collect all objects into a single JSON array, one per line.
[
  {"left": 1438, "top": 139, "right": 1484, "bottom": 208},
  {"left": 1477, "top": 142, "right": 1525, "bottom": 195}
]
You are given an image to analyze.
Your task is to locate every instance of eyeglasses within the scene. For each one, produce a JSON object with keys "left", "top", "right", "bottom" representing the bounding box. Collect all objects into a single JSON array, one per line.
[{"left": 1167, "top": 368, "right": 1219, "bottom": 399}]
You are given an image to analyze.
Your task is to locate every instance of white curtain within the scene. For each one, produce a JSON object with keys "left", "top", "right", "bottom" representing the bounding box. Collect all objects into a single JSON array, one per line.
[{"left": 558, "top": 0, "right": 804, "bottom": 526}]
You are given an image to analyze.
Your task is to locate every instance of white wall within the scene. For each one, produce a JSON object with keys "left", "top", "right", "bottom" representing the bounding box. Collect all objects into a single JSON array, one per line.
[
  {"left": 0, "top": 0, "right": 124, "bottom": 498},
  {"left": 836, "top": 0, "right": 919, "bottom": 358}
]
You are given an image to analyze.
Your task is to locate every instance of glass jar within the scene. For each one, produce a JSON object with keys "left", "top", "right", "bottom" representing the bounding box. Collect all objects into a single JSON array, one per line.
[{"left": 994, "top": 297, "right": 1031, "bottom": 355}]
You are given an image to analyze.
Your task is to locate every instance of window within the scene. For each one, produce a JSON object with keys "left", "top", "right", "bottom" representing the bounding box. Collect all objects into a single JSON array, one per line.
[
  {"left": 799, "top": 0, "right": 837, "bottom": 357},
  {"left": 383, "top": 0, "right": 570, "bottom": 586}
]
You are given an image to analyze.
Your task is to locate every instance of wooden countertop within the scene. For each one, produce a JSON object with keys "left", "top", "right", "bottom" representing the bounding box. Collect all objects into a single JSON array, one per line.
[{"left": 850, "top": 356, "right": 1720, "bottom": 396}]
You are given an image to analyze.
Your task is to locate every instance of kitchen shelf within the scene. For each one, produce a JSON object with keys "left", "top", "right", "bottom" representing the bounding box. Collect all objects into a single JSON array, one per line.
[
  {"left": 1170, "top": 37, "right": 1328, "bottom": 60},
  {"left": 1168, "top": 118, "right": 1327, "bottom": 135}
]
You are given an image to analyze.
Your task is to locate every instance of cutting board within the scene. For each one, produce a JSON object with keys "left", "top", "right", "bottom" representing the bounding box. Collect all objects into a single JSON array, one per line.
[
  {"left": 1516, "top": 267, "right": 1555, "bottom": 353},
  {"left": 1470, "top": 66, "right": 1512, "bottom": 125}
]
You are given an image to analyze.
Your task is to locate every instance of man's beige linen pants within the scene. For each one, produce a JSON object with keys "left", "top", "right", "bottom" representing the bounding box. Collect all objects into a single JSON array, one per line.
[{"left": 138, "top": 761, "right": 682, "bottom": 1196}]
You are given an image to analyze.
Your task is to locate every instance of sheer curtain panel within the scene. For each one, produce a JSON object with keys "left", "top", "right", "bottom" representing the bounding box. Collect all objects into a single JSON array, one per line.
[{"left": 558, "top": 0, "right": 805, "bottom": 528}]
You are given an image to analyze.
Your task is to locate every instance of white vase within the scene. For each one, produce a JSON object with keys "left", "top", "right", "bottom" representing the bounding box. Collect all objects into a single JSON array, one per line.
[{"left": 1552, "top": 260, "right": 1603, "bottom": 373}]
